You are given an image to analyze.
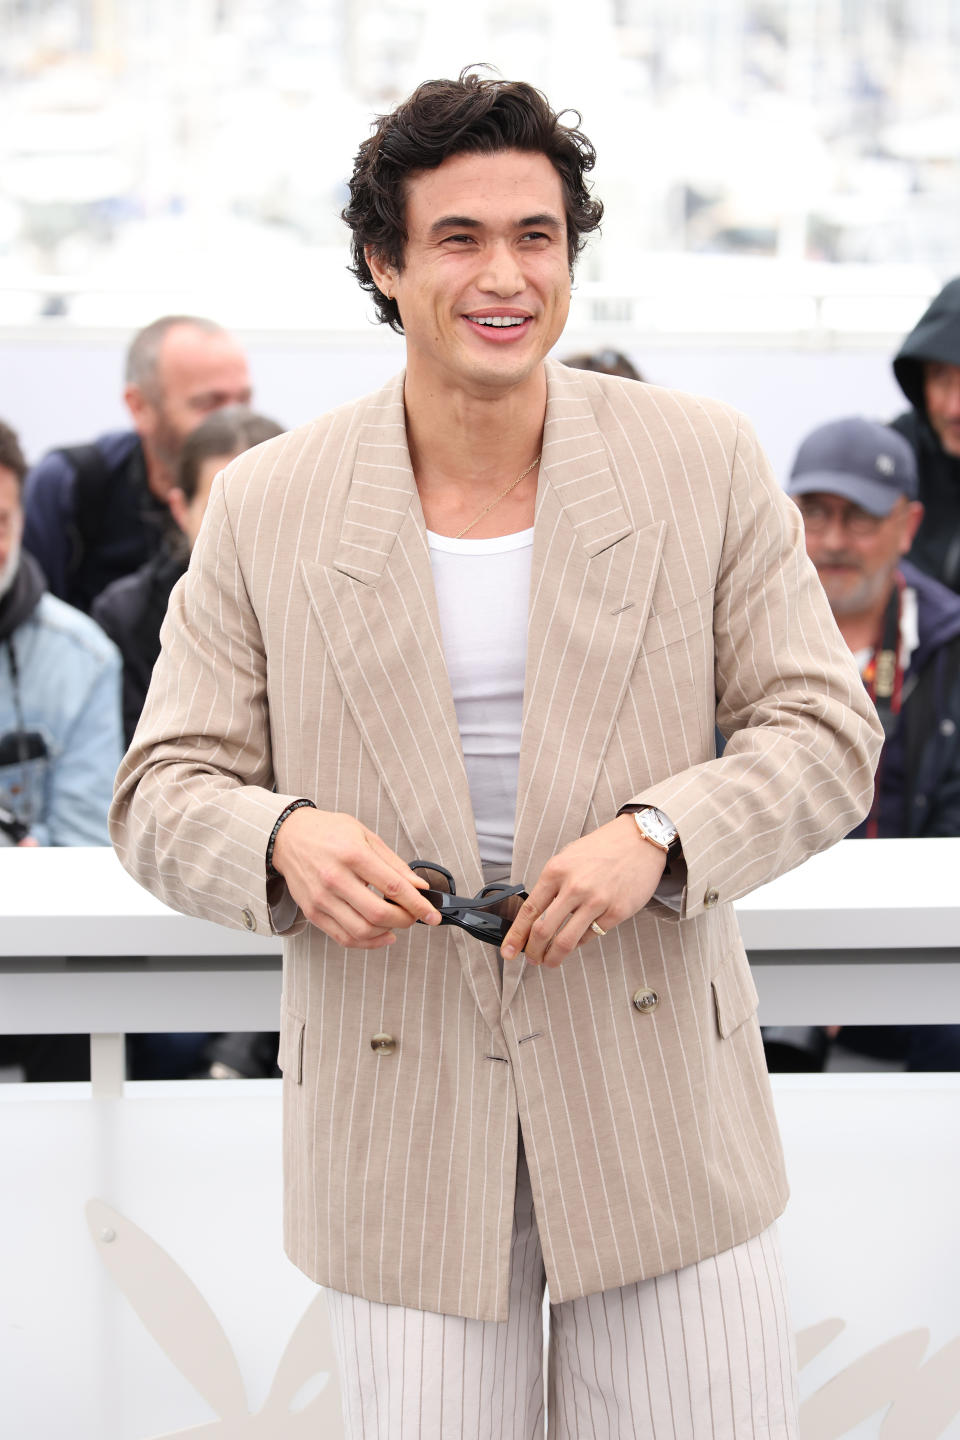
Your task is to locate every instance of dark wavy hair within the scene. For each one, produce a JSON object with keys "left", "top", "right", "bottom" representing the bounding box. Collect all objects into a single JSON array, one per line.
[{"left": 342, "top": 68, "right": 604, "bottom": 333}]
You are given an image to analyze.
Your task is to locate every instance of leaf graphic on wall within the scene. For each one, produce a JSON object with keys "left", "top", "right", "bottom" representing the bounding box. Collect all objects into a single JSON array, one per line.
[
  {"left": 86, "top": 1198, "right": 250, "bottom": 1421},
  {"left": 800, "top": 1328, "right": 930, "bottom": 1438},
  {"left": 797, "top": 1318, "right": 847, "bottom": 1369},
  {"left": 86, "top": 1198, "right": 341, "bottom": 1438}
]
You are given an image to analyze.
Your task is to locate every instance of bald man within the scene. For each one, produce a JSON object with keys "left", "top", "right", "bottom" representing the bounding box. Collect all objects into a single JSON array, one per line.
[{"left": 23, "top": 314, "right": 251, "bottom": 612}]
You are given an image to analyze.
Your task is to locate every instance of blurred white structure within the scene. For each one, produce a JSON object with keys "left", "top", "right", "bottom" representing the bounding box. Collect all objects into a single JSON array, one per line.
[{"left": 1, "top": 0, "right": 958, "bottom": 329}]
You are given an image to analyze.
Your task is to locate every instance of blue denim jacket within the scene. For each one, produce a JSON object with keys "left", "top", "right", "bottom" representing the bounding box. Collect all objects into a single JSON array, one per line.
[{"left": 0, "top": 594, "right": 122, "bottom": 846}]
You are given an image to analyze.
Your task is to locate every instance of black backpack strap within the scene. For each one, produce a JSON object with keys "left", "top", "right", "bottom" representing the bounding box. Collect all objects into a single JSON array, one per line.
[
  {"left": 53, "top": 443, "right": 113, "bottom": 579},
  {"left": 900, "top": 633, "right": 960, "bottom": 832}
]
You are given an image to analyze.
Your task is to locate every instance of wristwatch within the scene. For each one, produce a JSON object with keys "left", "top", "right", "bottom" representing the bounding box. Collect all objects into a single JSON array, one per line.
[{"left": 632, "top": 806, "right": 679, "bottom": 855}]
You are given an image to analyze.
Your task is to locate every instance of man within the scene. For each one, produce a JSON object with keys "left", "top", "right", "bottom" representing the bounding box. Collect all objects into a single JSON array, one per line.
[
  {"left": 891, "top": 275, "right": 960, "bottom": 591},
  {"left": 111, "top": 74, "right": 881, "bottom": 1438},
  {"left": 1, "top": 417, "right": 122, "bottom": 1080},
  {"left": 22, "top": 314, "right": 251, "bottom": 612},
  {"left": 1, "top": 418, "right": 121, "bottom": 847},
  {"left": 785, "top": 416, "right": 960, "bottom": 1071},
  {"left": 93, "top": 406, "right": 283, "bottom": 747},
  {"left": 93, "top": 406, "right": 284, "bottom": 1084}
]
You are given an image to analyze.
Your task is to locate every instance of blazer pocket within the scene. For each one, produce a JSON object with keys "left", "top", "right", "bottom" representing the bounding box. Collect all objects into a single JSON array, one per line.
[
  {"left": 277, "top": 1005, "right": 306, "bottom": 1084},
  {"left": 641, "top": 588, "right": 712, "bottom": 657},
  {"left": 711, "top": 952, "right": 760, "bottom": 1039}
]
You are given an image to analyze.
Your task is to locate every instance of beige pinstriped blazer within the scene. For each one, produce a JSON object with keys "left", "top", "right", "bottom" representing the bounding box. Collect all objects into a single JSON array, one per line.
[{"left": 111, "top": 361, "right": 881, "bottom": 1322}]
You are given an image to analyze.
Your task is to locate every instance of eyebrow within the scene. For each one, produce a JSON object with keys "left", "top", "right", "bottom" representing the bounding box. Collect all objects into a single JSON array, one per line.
[{"left": 428, "top": 212, "right": 564, "bottom": 236}]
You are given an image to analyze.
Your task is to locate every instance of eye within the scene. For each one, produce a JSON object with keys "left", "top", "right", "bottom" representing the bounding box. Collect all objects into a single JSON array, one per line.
[{"left": 441, "top": 233, "right": 476, "bottom": 245}]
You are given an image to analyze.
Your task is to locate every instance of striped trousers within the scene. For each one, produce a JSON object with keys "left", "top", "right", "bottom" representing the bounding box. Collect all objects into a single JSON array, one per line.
[{"left": 324, "top": 1139, "right": 799, "bottom": 1439}]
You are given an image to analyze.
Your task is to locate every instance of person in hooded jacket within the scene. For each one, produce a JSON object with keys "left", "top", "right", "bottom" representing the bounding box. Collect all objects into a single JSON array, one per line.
[{"left": 891, "top": 275, "right": 960, "bottom": 594}]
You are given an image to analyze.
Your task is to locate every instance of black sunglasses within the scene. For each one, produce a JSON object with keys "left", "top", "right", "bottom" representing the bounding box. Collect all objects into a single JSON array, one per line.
[{"left": 408, "top": 861, "right": 528, "bottom": 949}]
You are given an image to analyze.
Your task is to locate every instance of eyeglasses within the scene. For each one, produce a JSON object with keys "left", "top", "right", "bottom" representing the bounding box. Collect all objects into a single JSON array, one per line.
[
  {"left": 408, "top": 861, "right": 528, "bottom": 949},
  {"left": 794, "top": 497, "right": 905, "bottom": 537}
]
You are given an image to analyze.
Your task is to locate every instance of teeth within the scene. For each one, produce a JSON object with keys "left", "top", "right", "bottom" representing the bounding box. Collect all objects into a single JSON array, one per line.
[{"left": 471, "top": 316, "right": 526, "bottom": 327}]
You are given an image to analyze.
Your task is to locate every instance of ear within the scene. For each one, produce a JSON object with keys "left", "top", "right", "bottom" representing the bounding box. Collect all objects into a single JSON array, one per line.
[
  {"left": 167, "top": 486, "right": 190, "bottom": 535},
  {"left": 899, "top": 501, "right": 924, "bottom": 555},
  {"left": 364, "top": 244, "right": 397, "bottom": 301},
  {"left": 124, "top": 383, "right": 155, "bottom": 437}
]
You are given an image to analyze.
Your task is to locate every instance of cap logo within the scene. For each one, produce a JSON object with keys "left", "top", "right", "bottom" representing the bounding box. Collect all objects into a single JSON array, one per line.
[{"left": 876, "top": 454, "right": 896, "bottom": 475}]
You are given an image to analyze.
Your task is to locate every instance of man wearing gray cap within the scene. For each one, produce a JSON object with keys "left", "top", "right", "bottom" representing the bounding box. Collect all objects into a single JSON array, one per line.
[{"left": 785, "top": 416, "right": 960, "bottom": 1068}]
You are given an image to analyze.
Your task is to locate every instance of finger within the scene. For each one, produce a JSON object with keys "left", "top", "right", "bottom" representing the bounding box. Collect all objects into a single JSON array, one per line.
[
  {"left": 540, "top": 904, "right": 605, "bottom": 968},
  {"left": 305, "top": 900, "right": 398, "bottom": 950},
  {"left": 365, "top": 831, "right": 431, "bottom": 889},
  {"left": 500, "top": 893, "right": 545, "bottom": 960},
  {"left": 334, "top": 874, "right": 432, "bottom": 932},
  {"left": 350, "top": 845, "right": 442, "bottom": 925},
  {"left": 521, "top": 893, "right": 574, "bottom": 966}
]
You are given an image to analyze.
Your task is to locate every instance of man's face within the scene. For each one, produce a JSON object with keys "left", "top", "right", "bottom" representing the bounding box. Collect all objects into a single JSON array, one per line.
[
  {"left": 127, "top": 325, "right": 252, "bottom": 472},
  {"left": 0, "top": 467, "right": 23, "bottom": 601},
  {"left": 794, "top": 491, "right": 923, "bottom": 617},
  {"left": 367, "top": 149, "right": 571, "bottom": 397},
  {"left": 924, "top": 360, "right": 960, "bottom": 458}
]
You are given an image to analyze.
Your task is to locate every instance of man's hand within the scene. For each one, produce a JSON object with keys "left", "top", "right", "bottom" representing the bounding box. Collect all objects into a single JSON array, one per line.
[
  {"left": 500, "top": 814, "right": 667, "bottom": 967},
  {"left": 271, "top": 808, "right": 441, "bottom": 949}
]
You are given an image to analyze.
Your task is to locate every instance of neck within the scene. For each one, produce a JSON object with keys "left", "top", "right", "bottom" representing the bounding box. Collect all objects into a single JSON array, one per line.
[
  {"left": 403, "top": 365, "right": 547, "bottom": 498},
  {"left": 834, "top": 577, "right": 898, "bottom": 655},
  {"left": 141, "top": 442, "right": 175, "bottom": 502}
]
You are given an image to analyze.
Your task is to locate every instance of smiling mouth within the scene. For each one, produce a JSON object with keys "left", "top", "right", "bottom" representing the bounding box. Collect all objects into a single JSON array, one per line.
[{"left": 464, "top": 314, "right": 532, "bottom": 332}]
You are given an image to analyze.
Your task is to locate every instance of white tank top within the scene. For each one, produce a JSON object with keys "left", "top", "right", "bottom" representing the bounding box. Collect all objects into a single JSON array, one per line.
[{"left": 427, "top": 527, "right": 533, "bottom": 866}]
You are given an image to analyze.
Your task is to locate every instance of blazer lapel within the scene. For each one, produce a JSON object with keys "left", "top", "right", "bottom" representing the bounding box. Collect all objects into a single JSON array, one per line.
[
  {"left": 300, "top": 375, "right": 504, "bottom": 1029},
  {"left": 505, "top": 364, "right": 665, "bottom": 1010},
  {"left": 300, "top": 374, "right": 481, "bottom": 883}
]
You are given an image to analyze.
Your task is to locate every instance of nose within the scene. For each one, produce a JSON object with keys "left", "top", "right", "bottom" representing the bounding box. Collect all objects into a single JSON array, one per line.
[
  {"left": 476, "top": 240, "right": 525, "bottom": 297},
  {"left": 818, "top": 512, "right": 849, "bottom": 549}
]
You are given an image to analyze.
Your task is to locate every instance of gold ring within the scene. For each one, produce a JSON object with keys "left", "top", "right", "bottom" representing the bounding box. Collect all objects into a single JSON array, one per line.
[{"left": 590, "top": 921, "right": 606, "bottom": 937}]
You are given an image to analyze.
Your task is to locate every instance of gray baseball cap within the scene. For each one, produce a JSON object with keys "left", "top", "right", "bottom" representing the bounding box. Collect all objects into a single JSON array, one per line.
[{"left": 787, "top": 418, "right": 918, "bottom": 516}]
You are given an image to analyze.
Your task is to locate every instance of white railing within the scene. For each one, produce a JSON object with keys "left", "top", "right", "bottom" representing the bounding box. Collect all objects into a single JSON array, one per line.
[
  {"left": 3, "top": 838, "right": 959, "bottom": 1091},
  {"left": 3, "top": 839, "right": 960, "bottom": 1439}
]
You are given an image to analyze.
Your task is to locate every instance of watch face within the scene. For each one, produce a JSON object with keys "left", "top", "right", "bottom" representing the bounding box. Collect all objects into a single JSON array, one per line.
[{"left": 639, "top": 808, "right": 677, "bottom": 846}]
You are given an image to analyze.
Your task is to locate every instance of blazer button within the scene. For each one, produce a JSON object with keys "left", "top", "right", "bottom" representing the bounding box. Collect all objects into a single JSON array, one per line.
[
  {"left": 371, "top": 1032, "right": 396, "bottom": 1055},
  {"left": 241, "top": 907, "right": 256, "bottom": 931},
  {"left": 703, "top": 887, "right": 720, "bottom": 909},
  {"left": 632, "top": 987, "right": 660, "bottom": 1013}
]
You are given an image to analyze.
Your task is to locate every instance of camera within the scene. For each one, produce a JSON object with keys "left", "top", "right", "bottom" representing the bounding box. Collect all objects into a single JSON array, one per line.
[{"left": 0, "top": 802, "right": 29, "bottom": 845}]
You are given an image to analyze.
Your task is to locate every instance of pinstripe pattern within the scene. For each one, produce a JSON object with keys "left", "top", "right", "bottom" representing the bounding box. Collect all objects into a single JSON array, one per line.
[
  {"left": 111, "top": 362, "right": 882, "bottom": 1322},
  {"left": 325, "top": 1142, "right": 798, "bottom": 1439}
]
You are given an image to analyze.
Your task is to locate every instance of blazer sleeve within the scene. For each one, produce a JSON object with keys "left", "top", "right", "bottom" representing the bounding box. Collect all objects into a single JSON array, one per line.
[
  {"left": 627, "top": 412, "right": 884, "bottom": 919},
  {"left": 109, "top": 472, "right": 306, "bottom": 938}
]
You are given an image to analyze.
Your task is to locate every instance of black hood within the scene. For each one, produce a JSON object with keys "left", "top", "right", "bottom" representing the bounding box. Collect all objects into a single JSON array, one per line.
[
  {"left": 893, "top": 276, "right": 960, "bottom": 414},
  {"left": 0, "top": 550, "right": 46, "bottom": 643}
]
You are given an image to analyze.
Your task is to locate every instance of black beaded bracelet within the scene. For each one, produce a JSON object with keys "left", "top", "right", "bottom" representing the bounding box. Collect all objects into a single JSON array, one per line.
[{"left": 265, "top": 798, "right": 316, "bottom": 879}]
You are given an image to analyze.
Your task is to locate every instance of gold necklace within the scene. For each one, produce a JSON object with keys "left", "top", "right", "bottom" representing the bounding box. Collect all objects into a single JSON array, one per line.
[{"left": 454, "top": 453, "right": 542, "bottom": 540}]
